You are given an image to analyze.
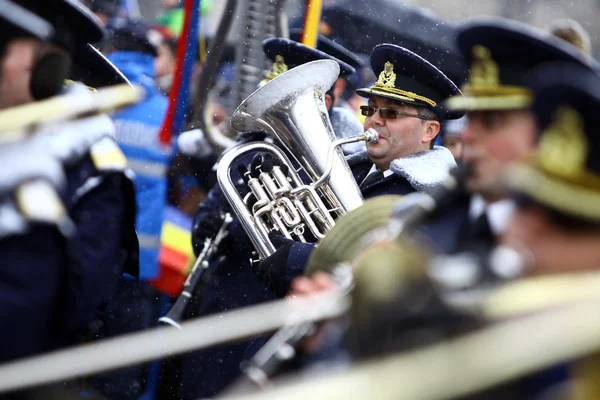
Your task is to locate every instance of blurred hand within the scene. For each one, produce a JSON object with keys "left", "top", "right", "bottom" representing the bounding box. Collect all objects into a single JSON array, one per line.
[
  {"left": 288, "top": 272, "right": 338, "bottom": 354},
  {"left": 289, "top": 272, "right": 337, "bottom": 298},
  {"left": 191, "top": 213, "right": 224, "bottom": 255}
]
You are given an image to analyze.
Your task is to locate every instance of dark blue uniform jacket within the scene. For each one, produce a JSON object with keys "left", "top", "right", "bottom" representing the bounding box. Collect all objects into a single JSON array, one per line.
[{"left": 59, "top": 151, "right": 138, "bottom": 342}]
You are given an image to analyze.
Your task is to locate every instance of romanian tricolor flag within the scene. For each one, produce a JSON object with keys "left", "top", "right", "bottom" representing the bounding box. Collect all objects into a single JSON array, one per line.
[
  {"left": 150, "top": 206, "right": 196, "bottom": 296},
  {"left": 158, "top": 0, "right": 201, "bottom": 146}
]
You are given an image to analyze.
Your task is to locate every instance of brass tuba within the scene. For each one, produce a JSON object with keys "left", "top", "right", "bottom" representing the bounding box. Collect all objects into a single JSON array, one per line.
[{"left": 217, "top": 60, "right": 377, "bottom": 259}]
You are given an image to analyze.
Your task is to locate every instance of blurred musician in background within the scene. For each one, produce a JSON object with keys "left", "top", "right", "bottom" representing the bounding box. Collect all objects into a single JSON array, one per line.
[
  {"left": 288, "top": 30, "right": 367, "bottom": 154},
  {"left": 503, "top": 62, "right": 600, "bottom": 276},
  {"left": 247, "top": 36, "right": 365, "bottom": 154},
  {"left": 0, "top": 0, "right": 73, "bottom": 367},
  {"left": 14, "top": 0, "right": 139, "bottom": 347},
  {"left": 440, "top": 17, "right": 595, "bottom": 256},
  {"left": 0, "top": 0, "right": 139, "bottom": 364},
  {"left": 441, "top": 116, "right": 466, "bottom": 162}
]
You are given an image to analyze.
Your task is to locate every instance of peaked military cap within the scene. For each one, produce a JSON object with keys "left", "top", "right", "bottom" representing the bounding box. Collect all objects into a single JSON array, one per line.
[
  {"left": 288, "top": 28, "right": 363, "bottom": 70},
  {"left": 445, "top": 17, "right": 592, "bottom": 112},
  {"left": 70, "top": 44, "right": 130, "bottom": 88},
  {"left": 0, "top": 0, "right": 54, "bottom": 44},
  {"left": 16, "top": 0, "right": 128, "bottom": 88},
  {"left": 356, "top": 43, "right": 464, "bottom": 120},
  {"left": 262, "top": 37, "right": 356, "bottom": 82},
  {"left": 508, "top": 63, "right": 600, "bottom": 222},
  {"left": 15, "top": 0, "right": 105, "bottom": 52}
]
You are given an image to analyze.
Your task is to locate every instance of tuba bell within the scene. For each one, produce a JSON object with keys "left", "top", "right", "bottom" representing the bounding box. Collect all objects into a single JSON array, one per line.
[{"left": 217, "top": 60, "right": 377, "bottom": 259}]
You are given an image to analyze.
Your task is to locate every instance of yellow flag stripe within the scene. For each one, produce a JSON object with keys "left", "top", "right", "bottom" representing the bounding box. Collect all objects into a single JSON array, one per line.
[
  {"left": 161, "top": 223, "right": 193, "bottom": 255},
  {"left": 301, "top": 0, "right": 323, "bottom": 48}
]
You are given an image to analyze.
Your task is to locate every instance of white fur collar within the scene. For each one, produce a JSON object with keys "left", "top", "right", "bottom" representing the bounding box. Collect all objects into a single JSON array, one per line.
[
  {"left": 389, "top": 146, "right": 456, "bottom": 194},
  {"left": 346, "top": 146, "right": 456, "bottom": 195}
]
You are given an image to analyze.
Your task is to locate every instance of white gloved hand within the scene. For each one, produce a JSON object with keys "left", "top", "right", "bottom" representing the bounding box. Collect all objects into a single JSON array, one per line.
[{"left": 177, "top": 129, "right": 213, "bottom": 158}]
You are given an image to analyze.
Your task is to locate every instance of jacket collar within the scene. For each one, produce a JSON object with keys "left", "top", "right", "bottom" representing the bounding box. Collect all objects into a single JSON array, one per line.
[{"left": 346, "top": 146, "right": 457, "bottom": 195}]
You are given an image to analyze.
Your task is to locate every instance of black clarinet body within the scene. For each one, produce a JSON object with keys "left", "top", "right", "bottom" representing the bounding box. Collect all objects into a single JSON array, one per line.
[{"left": 159, "top": 213, "right": 233, "bottom": 329}]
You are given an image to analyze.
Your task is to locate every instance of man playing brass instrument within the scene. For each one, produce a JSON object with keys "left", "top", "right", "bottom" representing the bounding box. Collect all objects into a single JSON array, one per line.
[
  {"left": 289, "top": 17, "right": 598, "bottom": 387},
  {"left": 293, "top": 61, "right": 600, "bottom": 400},
  {"left": 257, "top": 43, "right": 465, "bottom": 297},
  {"left": 180, "top": 42, "right": 466, "bottom": 399}
]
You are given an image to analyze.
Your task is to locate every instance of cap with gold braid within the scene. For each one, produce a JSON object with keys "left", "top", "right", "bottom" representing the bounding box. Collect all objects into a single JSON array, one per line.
[
  {"left": 445, "top": 17, "right": 592, "bottom": 112},
  {"left": 356, "top": 44, "right": 463, "bottom": 121},
  {"left": 508, "top": 62, "right": 600, "bottom": 222},
  {"left": 261, "top": 37, "right": 356, "bottom": 84},
  {"left": 16, "top": 0, "right": 129, "bottom": 88}
]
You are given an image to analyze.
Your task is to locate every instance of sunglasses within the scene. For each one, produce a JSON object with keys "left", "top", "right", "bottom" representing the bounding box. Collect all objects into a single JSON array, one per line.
[{"left": 360, "top": 105, "right": 431, "bottom": 120}]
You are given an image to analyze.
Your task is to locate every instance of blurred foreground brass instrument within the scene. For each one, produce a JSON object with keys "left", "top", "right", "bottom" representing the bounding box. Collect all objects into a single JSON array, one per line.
[
  {"left": 0, "top": 83, "right": 143, "bottom": 142},
  {"left": 232, "top": 277, "right": 600, "bottom": 400},
  {"left": 217, "top": 60, "right": 377, "bottom": 259}
]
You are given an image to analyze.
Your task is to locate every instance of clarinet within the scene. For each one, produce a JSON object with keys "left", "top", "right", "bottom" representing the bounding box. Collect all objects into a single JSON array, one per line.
[{"left": 159, "top": 213, "right": 233, "bottom": 329}]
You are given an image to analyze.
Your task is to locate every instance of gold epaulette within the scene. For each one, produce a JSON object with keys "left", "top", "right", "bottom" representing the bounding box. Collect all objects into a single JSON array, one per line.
[
  {"left": 15, "top": 180, "right": 67, "bottom": 224},
  {"left": 90, "top": 138, "right": 128, "bottom": 172}
]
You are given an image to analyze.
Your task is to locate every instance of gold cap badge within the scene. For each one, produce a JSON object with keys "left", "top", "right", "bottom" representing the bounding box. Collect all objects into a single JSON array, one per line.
[
  {"left": 266, "top": 55, "right": 288, "bottom": 80},
  {"left": 539, "top": 105, "right": 588, "bottom": 178},
  {"left": 469, "top": 45, "right": 500, "bottom": 89},
  {"left": 376, "top": 61, "right": 396, "bottom": 88}
]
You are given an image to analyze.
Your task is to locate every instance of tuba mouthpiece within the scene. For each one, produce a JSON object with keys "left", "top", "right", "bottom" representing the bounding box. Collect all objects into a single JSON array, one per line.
[{"left": 363, "top": 128, "right": 379, "bottom": 143}]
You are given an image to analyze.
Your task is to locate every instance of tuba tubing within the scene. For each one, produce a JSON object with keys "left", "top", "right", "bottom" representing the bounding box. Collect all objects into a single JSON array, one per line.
[
  {"left": 218, "top": 60, "right": 373, "bottom": 260},
  {"left": 218, "top": 142, "right": 292, "bottom": 259},
  {"left": 217, "top": 132, "right": 377, "bottom": 260}
]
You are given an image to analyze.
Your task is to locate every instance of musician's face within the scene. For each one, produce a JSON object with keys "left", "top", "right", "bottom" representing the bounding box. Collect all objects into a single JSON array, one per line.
[
  {"left": 462, "top": 110, "right": 538, "bottom": 201},
  {"left": 443, "top": 136, "right": 464, "bottom": 161},
  {"left": 363, "top": 96, "right": 439, "bottom": 170},
  {"left": 0, "top": 37, "right": 38, "bottom": 109},
  {"left": 503, "top": 206, "right": 600, "bottom": 275}
]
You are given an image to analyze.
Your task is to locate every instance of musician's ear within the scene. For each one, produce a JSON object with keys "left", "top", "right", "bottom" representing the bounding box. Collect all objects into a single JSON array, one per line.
[
  {"left": 29, "top": 46, "right": 71, "bottom": 100},
  {"left": 421, "top": 119, "right": 440, "bottom": 145}
]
